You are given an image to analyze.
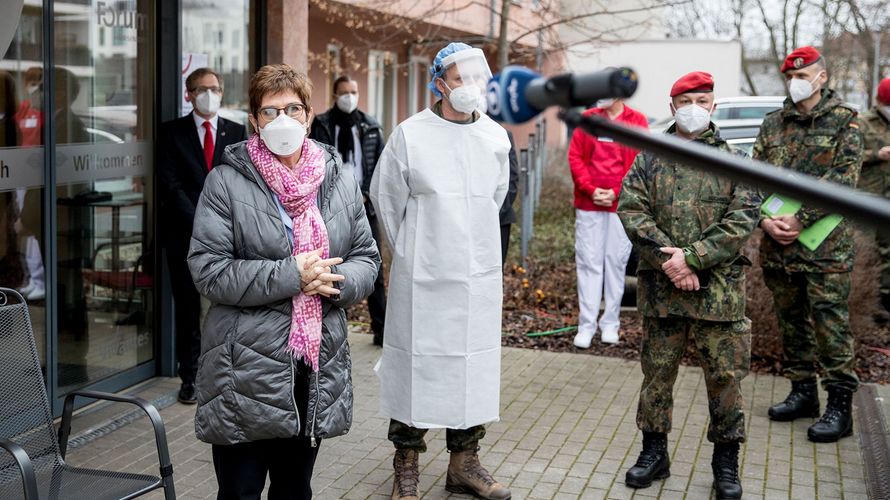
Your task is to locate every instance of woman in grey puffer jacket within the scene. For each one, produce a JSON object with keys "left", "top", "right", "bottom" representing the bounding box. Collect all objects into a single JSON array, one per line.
[{"left": 187, "top": 64, "right": 380, "bottom": 499}]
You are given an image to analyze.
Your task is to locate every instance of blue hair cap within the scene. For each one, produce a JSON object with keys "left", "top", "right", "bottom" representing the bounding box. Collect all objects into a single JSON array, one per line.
[{"left": 428, "top": 42, "right": 473, "bottom": 98}]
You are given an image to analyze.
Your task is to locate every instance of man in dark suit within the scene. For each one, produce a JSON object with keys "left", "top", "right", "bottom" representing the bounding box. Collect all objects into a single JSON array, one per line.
[{"left": 158, "top": 68, "right": 247, "bottom": 403}]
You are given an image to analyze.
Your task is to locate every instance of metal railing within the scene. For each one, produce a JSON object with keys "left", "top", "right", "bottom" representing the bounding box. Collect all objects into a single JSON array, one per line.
[{"left": 519, "top": 117, "right": 547, "bottom": 267}]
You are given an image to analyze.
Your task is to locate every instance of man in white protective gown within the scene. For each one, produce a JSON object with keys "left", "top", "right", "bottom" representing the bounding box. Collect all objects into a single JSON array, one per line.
[{"left": 370, "top": 42, "right": 512, "bottom": 500}]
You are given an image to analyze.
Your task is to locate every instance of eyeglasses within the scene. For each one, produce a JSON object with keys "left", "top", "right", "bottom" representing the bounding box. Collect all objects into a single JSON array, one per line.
[
  {"left": 258, "top": 103, "right": 307, "bottom": 121},
  {"left": 190, "top": 86, "right": 222, "bottom": 94}
]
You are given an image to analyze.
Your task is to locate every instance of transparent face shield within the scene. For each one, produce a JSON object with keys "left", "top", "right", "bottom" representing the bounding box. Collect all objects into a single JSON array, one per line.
[{"left": 440, "top": 48, "right": 492, "bottom": 112}]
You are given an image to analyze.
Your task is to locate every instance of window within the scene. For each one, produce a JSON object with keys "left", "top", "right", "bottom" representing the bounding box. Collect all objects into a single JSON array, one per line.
[
  {"left": 326, "top": 43, "right": 341, "bottom": 104},
  {"left": 408, "top": 56, "right": 431, "bottom": 114},
  {"left": 368, "top": 50, "right": 397, "bottom": 135},
  {"left": 182, "top": 0, "right": 257, "bottom": 126}
]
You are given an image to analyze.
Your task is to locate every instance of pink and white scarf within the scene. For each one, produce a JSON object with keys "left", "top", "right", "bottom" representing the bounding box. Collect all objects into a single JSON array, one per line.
[{"left": 247, "top": 134, "right": 329, "bottom": 371}]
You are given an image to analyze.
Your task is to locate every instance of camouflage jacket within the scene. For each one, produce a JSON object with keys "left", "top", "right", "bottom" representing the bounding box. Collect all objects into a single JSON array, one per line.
[
  {"left": 860, "top": 107, "right": 890, "bottom": 188},
  {"left": 618, "top": 124, "right": 760, "bottom": 321},
  {"left": 752, "top": 89, "right": 864, "bottom": 273}
]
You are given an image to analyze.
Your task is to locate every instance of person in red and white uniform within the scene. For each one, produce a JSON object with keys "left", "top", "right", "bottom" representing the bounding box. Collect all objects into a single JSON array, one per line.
[{"left": 568, "top": 97, "right": 648, "bottom": 347}]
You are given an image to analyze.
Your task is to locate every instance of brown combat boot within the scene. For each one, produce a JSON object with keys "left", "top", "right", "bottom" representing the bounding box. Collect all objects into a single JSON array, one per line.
[
  {"left": 446, "top": 447, "right": 512, "bottom": 499},
  {"left": 391, "top": 449, "right": 420, "bottom": 500}
]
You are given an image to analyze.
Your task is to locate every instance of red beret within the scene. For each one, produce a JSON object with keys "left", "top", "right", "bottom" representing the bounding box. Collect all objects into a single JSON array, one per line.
[
  {"left": 781, "top": 46, "right": 823, "bottom": 73},
  {"left": 670, "top": 71, "right": 714, "bottom": 97},
  {"left": 878, "top": 78, "right": 890, "bottom": 105}
]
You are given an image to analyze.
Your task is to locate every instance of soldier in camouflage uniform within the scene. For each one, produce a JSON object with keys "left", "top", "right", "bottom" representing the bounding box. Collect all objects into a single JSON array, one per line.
[
  {"left": 618, "top": 72, "right": 759, "bottom": 500},
  {"left": 754, "top": 46, "right": 863, "bottom": 443},
  {"left": 859, "top": 78, "right": 890, "bottom": 317}
]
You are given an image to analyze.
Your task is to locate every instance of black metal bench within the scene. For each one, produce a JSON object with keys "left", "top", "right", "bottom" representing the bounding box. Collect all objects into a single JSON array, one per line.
[{"left": 0, "top": 288, "right": 175, "bottom": 499}]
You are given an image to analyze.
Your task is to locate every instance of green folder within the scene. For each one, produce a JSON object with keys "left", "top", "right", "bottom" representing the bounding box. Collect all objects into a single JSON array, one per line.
[{"left": 761, "top": 194, "right": 843, "bottom": 251}]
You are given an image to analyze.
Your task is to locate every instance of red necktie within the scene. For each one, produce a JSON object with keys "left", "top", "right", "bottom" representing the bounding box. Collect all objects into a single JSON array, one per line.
[{"left": 202, "top": 121, "right": 215, "bottom": 172}]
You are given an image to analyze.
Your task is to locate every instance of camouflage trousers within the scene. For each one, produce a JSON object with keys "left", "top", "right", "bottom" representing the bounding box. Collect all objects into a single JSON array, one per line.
[
  {"left": 388, "top": 419, "right": 486, "bottom": 453},
  {"left": 859, "top": 165, "right": 890, "bottom": 297},
  {"left": 762, "top": 269, "right": 859, "bottom": 392},
  {"left": 637, "top": 316, "right": 751, "bottom": 443}
]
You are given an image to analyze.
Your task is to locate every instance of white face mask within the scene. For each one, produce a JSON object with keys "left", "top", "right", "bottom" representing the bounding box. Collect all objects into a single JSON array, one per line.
[
  {"left": 258, "top": 113, "right": 306, "bottom": 157},
  {"left": 444, "top": 82, "right": 483, "bottom": 114},
  {"left": 596, "top": 99, "right": 615, "bottom": 109},
  {"left": 789, "top": 72, "right": 823, "bottom": 103},
  {"left": 879, "top": 105, "right": 890, "bottom": 120},
  {"left": 195, "top": 90, "right": 222, "bottom": 115},
  {"left": 26, "top": 85, "right": 39, "bottom": 95},
  {"left": 336, "top": 93, "right": 359, "bottom": 113},
  {"left": 673, "top": 103, "right": 712, "bottom": 135}
]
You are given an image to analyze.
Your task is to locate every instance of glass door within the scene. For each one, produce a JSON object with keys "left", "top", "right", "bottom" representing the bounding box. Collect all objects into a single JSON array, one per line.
[
  {"left": 53, "top": 0, "right": 156, "bottom": 395},
  {"left": 0, "top": 1, "right": 47, "bottom": 372}
]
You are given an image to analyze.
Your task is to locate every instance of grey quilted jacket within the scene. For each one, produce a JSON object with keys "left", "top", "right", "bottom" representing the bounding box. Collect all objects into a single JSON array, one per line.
[{"left": 187, "top": 140, "right": 380, "bottom": 446}]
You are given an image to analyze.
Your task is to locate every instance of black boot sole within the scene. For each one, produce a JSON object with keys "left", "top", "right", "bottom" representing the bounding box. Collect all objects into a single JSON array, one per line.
[
  {"left": 768, "top": 405, "right": 820, "bottom": 422},
  {"left": 625, "top": 468, "right": 670, "bottom": 489},
  {"left": 712, "top": 482, "right": 743, "bottom": 500},
  {"left": 807, "top": 425, "right": 853, "bottom": 443}
]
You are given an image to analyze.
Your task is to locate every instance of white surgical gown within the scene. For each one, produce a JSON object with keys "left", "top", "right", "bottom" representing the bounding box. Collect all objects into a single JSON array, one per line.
[{"left": 370, "top": 108, "right": 511, "bottom": 429}]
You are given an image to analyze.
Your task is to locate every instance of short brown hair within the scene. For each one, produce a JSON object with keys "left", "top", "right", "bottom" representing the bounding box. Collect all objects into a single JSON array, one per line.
[
  {"left": 249, "top": 64, "right": 313, "bottom": 117},
  {"left": 185, "top": 67, "right": 223, "bottom": 92},
  {"left": 332, "top": 75, "right": 355, "bottom": 95}
]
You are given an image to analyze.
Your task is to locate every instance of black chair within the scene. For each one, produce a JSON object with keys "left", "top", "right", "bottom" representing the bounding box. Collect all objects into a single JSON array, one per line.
[{"left": 0, "top": 288, "right": 175, "bottom": 499}]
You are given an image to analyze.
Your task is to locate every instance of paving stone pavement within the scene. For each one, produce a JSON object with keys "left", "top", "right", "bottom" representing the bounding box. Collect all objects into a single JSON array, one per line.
[{"left": 66, "top": 333, "right": 871, "bottom": 499}]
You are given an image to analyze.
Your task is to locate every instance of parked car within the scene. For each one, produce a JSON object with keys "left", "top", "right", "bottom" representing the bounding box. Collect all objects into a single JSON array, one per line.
[{"left": 711, "top": 96, "right": 785, "bottom": 121}]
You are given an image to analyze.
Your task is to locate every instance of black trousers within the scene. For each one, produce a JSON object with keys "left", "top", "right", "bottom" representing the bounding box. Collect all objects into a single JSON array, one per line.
[
  {"left": 168, "top": 248, "right": 200, "bottom": 385},
  {"left": 212, "top": 436, "right": 320, "bottom": 500},
  {"left": 500, "top": 223, "right": 512, "bottom": 265},
  {"left": 366, "top": 213, "right": 387, "bottom": 336},
  {"left": 212, "top": 361, "right": 319, "bottom": 499}
]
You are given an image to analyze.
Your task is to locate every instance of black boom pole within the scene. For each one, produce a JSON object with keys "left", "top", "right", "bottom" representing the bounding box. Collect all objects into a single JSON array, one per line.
[{"left": 559, "top": 108, "right": 890, "bottom": 233}]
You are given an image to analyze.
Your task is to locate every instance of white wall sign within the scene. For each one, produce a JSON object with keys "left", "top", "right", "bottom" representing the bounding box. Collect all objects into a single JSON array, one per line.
[
  {"left": 1, "top": 142, "right": 151, "bottom": 192},
  {"left": 0, "top": 147, "right": 44, "bottom": 193},
  {"left": 55, "top": 141, "right": 151, "bottom": 185}
]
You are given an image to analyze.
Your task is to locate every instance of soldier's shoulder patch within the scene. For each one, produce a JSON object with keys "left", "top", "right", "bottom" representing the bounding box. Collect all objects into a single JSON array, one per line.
[{"left": 837, "top": 102, "right": 859, "bottom": 115}]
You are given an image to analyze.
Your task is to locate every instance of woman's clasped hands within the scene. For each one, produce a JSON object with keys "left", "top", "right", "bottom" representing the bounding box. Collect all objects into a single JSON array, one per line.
[{"left": 295, "top": 249, "right": 345, "bottom": 297}]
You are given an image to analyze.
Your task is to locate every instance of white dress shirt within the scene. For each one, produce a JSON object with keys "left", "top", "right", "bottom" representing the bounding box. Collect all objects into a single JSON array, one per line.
[{"left": 193, "top": 112, "right": 219, "bottom": 148}]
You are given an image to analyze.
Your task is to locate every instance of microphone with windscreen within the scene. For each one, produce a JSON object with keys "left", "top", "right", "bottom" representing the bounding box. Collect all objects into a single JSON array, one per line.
[{"left": 486, "top": 66, "right": 638, "bottom": 124}]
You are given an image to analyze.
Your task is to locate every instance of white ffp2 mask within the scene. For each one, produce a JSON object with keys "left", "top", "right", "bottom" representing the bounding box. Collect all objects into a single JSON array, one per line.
[
  {"left": 259, "top": 114, "right": 307, "bottom": 157},
  {"left": 445, "top": 83, "right": 483, "bottom": 114},
  {"left": 674, "top": 104, "right": 712, "bottom": 135},
  {"left": 789, "top": 72, "right": 823, "bottom": 103},
  {"left": 195, "top": 90, "right": 221, "bottom": 115},
  {"left": 336, "top": 93, "right": 359, "bottom": 113}
]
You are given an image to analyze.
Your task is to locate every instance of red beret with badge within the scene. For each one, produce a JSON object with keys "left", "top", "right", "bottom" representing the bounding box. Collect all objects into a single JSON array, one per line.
[
  {"left": 670, "top": 71, "right": 714, "bottom": 97},
  {"left": 877, "top": 78, "right": 890, "bottom": 105},
  {"left": 781, "top": 46, "right": 823, "bottom": 73}
]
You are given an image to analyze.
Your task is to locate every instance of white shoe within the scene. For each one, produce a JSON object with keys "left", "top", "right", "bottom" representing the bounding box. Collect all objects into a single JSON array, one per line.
[
  {"left": 600, "top": 328, "right": 620, "bottom": 344},
  {"left": 573, "top": 329, "right": 595, "bottom": 349},
  {"left": 18, "top": 282, "right": 35, "bottom": 296}
]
